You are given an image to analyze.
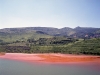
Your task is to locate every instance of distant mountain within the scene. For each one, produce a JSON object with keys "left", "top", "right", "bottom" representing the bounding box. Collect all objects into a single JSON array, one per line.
[
  {"left": 0, "top": 27, "right": 53, "bottom": 42},
  {"left": 0, "top": 27, "right": 100, "bottom": 42},
  {"left": 73, "top": 26, "right": 100, "bottom": 38},
  {"left": 29, "top": 27, "right": 100, "bottom": 38}
]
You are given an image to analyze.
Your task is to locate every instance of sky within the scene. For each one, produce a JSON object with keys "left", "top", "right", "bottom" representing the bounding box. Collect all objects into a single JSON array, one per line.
[{"left": 0, "top": 0, "right": 100, "bottom": 29}]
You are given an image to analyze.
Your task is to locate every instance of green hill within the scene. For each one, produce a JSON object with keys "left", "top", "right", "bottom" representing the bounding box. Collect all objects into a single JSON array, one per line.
[
  {"left": 65, "top": 38, "right": 100, "bottom": 55},
  {"left": 0, "top": 27, "right": 100, "bottom": 55},
  {"left": 0, "top": 26, "right": 100, "bottom": 41},
  {"left": 0, "top": 27, "right": 52, "bottom": 42}
]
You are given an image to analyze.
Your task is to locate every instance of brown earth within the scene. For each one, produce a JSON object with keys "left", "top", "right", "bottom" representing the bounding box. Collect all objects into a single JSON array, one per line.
[
  {"left": 0, "top": 52, "right": 5, "bottom": 55},
  {"left": 0, "top": 53, "right": 100, "bottom": 64}
]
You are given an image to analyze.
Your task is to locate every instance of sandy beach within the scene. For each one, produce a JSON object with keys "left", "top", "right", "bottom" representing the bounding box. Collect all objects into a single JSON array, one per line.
[{"left": 0, "top": 53, "right": 100, "bottom": 64}]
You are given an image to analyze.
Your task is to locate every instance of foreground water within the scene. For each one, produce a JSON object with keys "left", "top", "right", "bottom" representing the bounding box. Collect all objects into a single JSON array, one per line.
[{"left": 0, "top": 58, "right": 100, "bottom": 75}]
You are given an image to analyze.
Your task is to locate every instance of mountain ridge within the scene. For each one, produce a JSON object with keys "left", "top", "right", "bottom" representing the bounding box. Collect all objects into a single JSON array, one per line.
[{"left": 0, "top": 26, "right": 100, "bottom": 42}]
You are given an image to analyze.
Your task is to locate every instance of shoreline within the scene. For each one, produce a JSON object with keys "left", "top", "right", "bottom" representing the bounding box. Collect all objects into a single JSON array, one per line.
[
  {"left": 0, "top": 53, "right": 100, "bottom": 64},
  {"left": 0, "top": 52, "right": 5, "bottom": 55}
]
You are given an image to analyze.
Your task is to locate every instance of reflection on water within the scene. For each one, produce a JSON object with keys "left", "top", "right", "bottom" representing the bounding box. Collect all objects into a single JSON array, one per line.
[{"left": 0, "top": 58, "right": 100, "bottom": 75}]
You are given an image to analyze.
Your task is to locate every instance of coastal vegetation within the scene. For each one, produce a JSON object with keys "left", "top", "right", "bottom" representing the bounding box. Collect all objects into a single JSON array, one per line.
[{"left": 0, "top": 37, "right": 100, "bottom": 55}]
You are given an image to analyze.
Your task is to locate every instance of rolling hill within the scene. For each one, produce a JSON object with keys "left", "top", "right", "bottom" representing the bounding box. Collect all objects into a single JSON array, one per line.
[
  {"left": 0, "top": 26, "right": 100, "bottom": 55},
  {"left": 0, "top": 26, "right": 100, "bottom": 42},
  {"left": 0, "top": 27, "right": 53, "bottom": 42}
]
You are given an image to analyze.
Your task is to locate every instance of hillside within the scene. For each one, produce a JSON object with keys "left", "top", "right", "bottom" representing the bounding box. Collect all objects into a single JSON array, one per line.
[
  {"left": 65, "top": 38, "right": 100, "bottom": 55},
  {"left": 73, "top": 27, "right": 100, "bottom": 38},
  {"left": 0, "top": 27, "right": 100, "bottom": 55},
  {"left": 0, "top": 26, "right": 100, "bottom": 42},
  {"left": 0, "top": 27, "right": 53, "bottom": 42},
  {"left": 0, "top": 38, "right": 100, "bottom": 55}
]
